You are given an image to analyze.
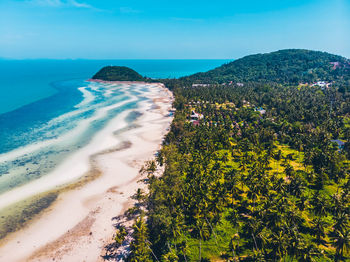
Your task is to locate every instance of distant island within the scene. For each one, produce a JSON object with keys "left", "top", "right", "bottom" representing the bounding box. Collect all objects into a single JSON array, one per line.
[{"left": 92, "top": 66, "right": 146, "bottom": 81}]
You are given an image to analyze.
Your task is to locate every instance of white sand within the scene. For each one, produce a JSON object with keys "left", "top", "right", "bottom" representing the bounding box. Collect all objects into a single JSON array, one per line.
[{"left": 0, "top": 83, "right": 173, "bottom": 262}]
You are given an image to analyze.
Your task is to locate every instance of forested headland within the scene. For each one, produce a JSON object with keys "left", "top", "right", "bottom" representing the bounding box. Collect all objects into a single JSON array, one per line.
[
  {"left": 108, "top": 49, "right": 350, "bottom": 261},
  {"left": 92, "top": 66, "right": 146, "bottom": 81}
]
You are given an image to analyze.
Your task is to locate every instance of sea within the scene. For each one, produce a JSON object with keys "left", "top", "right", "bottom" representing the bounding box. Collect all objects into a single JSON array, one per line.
[{"left": 0, "top": 59, "right": 229, "bottom": 236}]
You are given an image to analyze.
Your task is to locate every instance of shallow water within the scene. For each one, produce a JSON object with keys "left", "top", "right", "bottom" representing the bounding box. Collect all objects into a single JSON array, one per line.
[
  {"left": 0, "top": 59, "right": 231, "bottom": 114},
  {"left": 0, "top": 59, "right": 229, "bottom": 196},
  {"left": 0, "top": 59, "right": 228, "bottom": 233},
  {"left": 0, "top": 80, "right": 158, "bottom": 241},
  {"left": 0, "top": 80, "right": 147, "bottom": 197}
]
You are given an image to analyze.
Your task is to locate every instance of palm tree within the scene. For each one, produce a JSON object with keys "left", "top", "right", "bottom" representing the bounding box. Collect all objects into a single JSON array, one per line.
[
  {"left": 271, "top": 230, "right": 288, "bottom": 261},
  {"left": 310, "top": 192, "right": 329, "bottom": 217},
  {"left": 310, "top": 217, "right": 329, "bottom": 244},
  {"left": 128, "top": 215, "right": 153, "bottom": 262},
  {"left": 274, "top": 149, "right": 282, "bottom": 172},
  {"left": 132, "top": 188, "right": 146, "bottom": 206},
  {"left": 192, "top": 213, "right": 211, "bottom": 261},
  {"left": 114, "top": 225, "right": 128, "bottom": 246},
  {"left": 229, "top": 233, "right": 240, "bottom": 262},
  {"left": 177, "top": 240, "right": 189, "bottom": 262},
  {"left": 298, "top": 243, "right": 321, "bottom": 262},
  {"left": 331, "top": 229, "right": 350, "bottom": 261},
  {"left": 296, "top": 193, "right": 309, "bottom": 211},
  {"left": 333, "top": 213, "right": 349, "bottom": 232}
]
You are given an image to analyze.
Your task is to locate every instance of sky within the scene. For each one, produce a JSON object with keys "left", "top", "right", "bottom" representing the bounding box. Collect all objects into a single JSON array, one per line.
[{"left": 0, "top": 0, "right": 349, "bottom": 59}]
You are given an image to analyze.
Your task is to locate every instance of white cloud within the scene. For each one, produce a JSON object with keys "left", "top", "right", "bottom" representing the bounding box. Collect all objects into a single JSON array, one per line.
[
  {"left": 29, "top": 0, "right": 62, "bottom": 7},
  {"left": 69, "top": 0, "right": 93, "bottom": 9},
  {"left": 27, "top": 0, "right": 94, "bottom": 9}
]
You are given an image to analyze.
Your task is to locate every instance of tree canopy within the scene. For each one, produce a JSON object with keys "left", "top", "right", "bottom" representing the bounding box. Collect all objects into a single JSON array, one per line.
[
  {"left": 112, "top": 49, "right": 350, "bottom": 261},
  {"left": 92, "top": 66, "right": 145, "bottom": 81},
  {"left": 182, "top": 49, "right": 350, "bottom": 85}
]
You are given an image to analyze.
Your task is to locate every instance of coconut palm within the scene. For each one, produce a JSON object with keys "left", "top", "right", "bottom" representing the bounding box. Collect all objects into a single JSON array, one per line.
[{"left": 331, "top": 229, "right": 350, "bottom": 261}]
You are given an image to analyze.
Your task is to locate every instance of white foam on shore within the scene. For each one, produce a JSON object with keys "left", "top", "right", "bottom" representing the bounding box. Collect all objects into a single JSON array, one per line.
[
  {"left": 31, "top": 87, "right": 128, "bottom": 137},
  {"left": 0, "top": 96, "right": 135, "bottom": 164},
  {"left": 0, "top": 103, "right": 132, "bottom": 211},
  {"left": 0, "top": 83, "right": 151, "bottom": 209},
  {"left": 0, "top": 82, "right": 174, "bottom": 262},
  {"left": 75, "top": 86, "right": 95, "bottom": 108}
]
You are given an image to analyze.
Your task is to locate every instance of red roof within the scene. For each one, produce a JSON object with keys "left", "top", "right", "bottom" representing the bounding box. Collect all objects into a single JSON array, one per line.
[{"left": 192, "top": 120, "right": 200, "bottom": 126}]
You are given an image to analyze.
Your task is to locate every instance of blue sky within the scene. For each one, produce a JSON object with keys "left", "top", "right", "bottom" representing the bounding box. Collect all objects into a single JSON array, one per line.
[{"left": 1, "top": 0, "right": 349, "bottom": 59}]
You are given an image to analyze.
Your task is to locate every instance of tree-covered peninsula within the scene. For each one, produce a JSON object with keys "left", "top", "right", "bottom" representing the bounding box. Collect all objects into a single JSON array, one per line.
[
  {"left": 105, "top": 49, "right": 350, "bottom": 262},
  {"left": 182, "top": 49, "right": 350, "bottom": 86},
  {"left": 92, "top": 66, "right": 145, "bottom": 81}
]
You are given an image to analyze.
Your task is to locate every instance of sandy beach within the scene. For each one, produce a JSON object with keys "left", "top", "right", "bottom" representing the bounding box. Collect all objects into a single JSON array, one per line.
[{"left": 0, "top": 82, "right": 173, "bottom": 262}]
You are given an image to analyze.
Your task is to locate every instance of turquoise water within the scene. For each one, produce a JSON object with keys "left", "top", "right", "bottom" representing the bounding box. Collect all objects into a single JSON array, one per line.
[
  {"left": 0, "top": 59, "right": 230, "bottom": 114},
  {"left": 0, "top": 59, "right": 229, "bottom": 205}
]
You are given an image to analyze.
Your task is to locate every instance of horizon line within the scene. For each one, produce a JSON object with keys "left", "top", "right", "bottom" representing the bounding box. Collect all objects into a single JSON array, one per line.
[{"left": 0, "top": 57, "right": 235, "bottom": 61}]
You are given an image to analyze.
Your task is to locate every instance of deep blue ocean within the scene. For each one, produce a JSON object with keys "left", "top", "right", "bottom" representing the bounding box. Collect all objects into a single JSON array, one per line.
[{"left": 0, "top": 59, "right": 229, "bottom": 203}]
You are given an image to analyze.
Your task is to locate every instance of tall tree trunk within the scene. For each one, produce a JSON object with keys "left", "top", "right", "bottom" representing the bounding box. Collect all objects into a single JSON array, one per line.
[
  {"left": 232, "top": 248, "right": 237, "bottom": 262},
  {"left": 182, "top": 247, "right": 188, "bottom": 262},
  {"left": 147, "top": 242, "right": 159, "bottom": 261},
  {"left": 205, "top": 217, "right": 219, "bottom": 250},
  {"left": 335, "top": 250, "right": 339, "bottom": 262}
]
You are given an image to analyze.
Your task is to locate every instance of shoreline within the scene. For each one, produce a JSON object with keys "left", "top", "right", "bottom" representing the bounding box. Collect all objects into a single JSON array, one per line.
[
  {"left": 87, "top": 79, "right": 154, "bottom": 85},
  {"left": 0, "top": 82, "right": 173, "bottom": 261}
]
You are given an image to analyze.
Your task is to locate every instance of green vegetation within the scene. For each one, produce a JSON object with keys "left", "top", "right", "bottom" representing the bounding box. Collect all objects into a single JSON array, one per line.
[
  {"left": 121, "top": 49, "right": 350, "bottom": 261},
  {"left": 92, "top": 66, "right": 145, "bottom": 81},
  {"left": 128, "top": 216, "right": 153, "bottom": 262},
  {"left": 181, "top": 49, "right": 350, "bottom": 87}
]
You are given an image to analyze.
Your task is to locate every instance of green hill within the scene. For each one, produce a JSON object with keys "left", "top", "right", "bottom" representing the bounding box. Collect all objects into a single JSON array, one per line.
[
  {"left": 106, "top": 49, "right": 350, "bottom": 261},
  {"left": 182, "top": 49, "right": 350, "bottom": 84},
  {"left": 92, "top": 66, "right": 145, "bottom": 81}
]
